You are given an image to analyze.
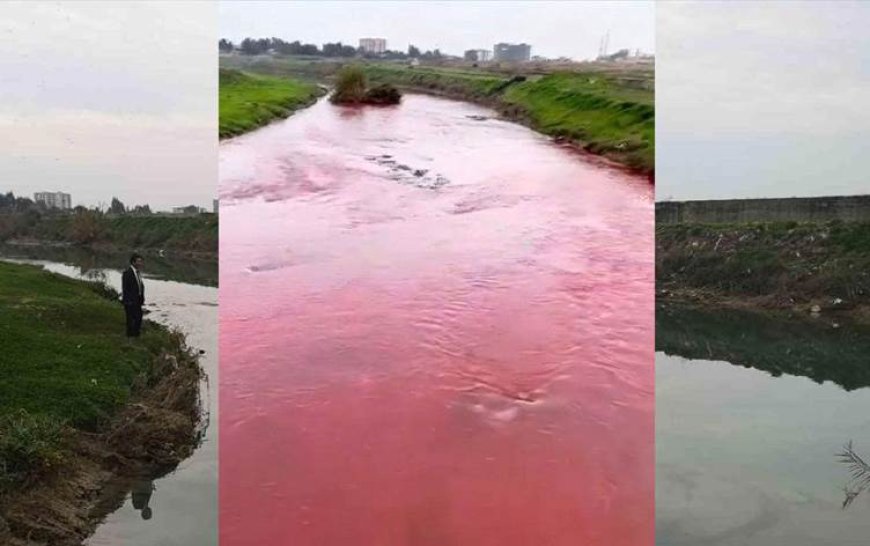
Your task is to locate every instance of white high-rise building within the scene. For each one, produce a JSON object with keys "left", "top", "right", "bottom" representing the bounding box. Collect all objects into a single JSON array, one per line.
[
  {"left": 34, "top": 191, "right": 71, "bottom": 210},
  {"left": 359, "top": 38, "right": 387, "bottom": 55}
]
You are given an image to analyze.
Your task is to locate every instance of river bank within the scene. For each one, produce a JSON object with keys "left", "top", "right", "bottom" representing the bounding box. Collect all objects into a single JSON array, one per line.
[
  {"left": 657, "top": 221, "right": 870, "bottom": 324},
  {"left": 218, "top": 56, "right": 654, "bottom": 177},
  {"left": 0, "top": 213, "right": 218, "bottom": 260},
  {"left": 0, "top": 261, "right": 205, "bottom": 545},
  {"left": 219, "top": 68, "right": 324, "bottom": 138}
]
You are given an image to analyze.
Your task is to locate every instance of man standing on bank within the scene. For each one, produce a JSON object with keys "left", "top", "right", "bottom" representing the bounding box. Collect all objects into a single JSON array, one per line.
[{"left": 122, "top": 253, "right": 145, "bottom": 337}]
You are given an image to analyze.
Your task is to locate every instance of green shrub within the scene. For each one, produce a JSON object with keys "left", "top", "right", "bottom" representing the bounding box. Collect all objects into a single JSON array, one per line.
[
  {"left": 330, "top": 65, "right": 367, "bottom": 104},
  {"left": 0, "top": 411, "right": 65, "bottom": 491}
]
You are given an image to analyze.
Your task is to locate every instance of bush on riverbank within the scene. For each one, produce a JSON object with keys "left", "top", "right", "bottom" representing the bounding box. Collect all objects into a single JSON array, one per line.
[
  {"left": 219, "top": 68, "right": 322, "bottom": 138},
  {"left": 657, "top": 221, "right": 870, "bottom": 315},
  {"left": 330, "top": 66, "right": 401, "bottom": 105}
]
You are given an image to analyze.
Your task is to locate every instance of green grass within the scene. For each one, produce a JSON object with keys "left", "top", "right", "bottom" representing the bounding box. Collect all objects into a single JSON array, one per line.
[
  {"left": 363, "top": 64, "right": 508, "bottom": 99},
  {"left": 362, "top": 66, "right": 654, "bottom": 173},
  {"left": 0, "top": 261, "right": 182, "bottom": 488},
  {"left": 219, "top": 68, "right": 322, "bottom": 138},
  {"left": 0, "top": 411, "right": 65, "bottom": 491},
  {"left": 218, "top": 57, "right": 655, "bottom": 174},
  {"left": 0, "top": 261, "right": 179, "bottom": 428},
  {"left": 503, "top": 73, "right": 654, "bottom": 173}
]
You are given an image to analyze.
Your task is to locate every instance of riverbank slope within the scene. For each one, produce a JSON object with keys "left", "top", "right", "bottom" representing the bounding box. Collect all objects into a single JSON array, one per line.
[
  {"left": 0, "top": 261, "right": 203, "bottom": 545},
  {"left": 219, "top": 68, "right": 324, "bottom": 138},
  {"left": 657, "top": 221, "right": 870, "bottom": 324},
  {"left": 219, "top": 56, "right": 654, "bottom": 176}
]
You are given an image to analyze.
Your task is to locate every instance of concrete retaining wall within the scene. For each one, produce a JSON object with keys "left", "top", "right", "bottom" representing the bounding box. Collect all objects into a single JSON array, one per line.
[{"left": 656, "top": 195, "right": 870, "bottom": 224}]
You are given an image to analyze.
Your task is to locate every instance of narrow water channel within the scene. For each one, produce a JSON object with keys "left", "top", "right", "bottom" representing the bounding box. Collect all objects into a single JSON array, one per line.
[
  {"left": 0, "top": 249, "right": 218, "bottom": 546},
  {"left": 656, "top": 304, "right": 870, "bottom": 546},
  {"left": 220, "top": 94, "right": 653, "bottom": 545}
]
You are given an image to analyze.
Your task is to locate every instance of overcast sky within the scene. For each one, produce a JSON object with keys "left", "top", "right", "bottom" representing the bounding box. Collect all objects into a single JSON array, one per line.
[
  {"left": 657, "top": 1, "right": 870, "bottom": 201},
  {"left": 0, "top": 2, "right": 216, "bottom": 211},
  {"left": 219, "top": 1, "right": 655, "bottom": 61}
]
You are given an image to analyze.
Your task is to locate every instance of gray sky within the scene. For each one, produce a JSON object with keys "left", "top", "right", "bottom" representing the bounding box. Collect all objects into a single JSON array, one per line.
[
  {"left": 219, "top": 1, "right": 655, "bottom": 61},
  {"left": 0, "top": 2, "right": 216, "bottom": 211},
  {"left": 657, "top": 1, "right": 870, "bottom": 201}
]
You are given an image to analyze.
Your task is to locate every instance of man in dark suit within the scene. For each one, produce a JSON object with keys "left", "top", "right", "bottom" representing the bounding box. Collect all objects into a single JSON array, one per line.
[{"left": 122, "top": 253, "right": 145, "bottom": 337}]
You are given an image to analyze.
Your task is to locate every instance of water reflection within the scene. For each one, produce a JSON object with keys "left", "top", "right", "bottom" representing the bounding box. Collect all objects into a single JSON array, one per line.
[
  {"left": 131, "top": 480, "right": 155, "bottom": 521},
  {"left": 657, "top": 303, "right": 870, "bottom": 545},
  {"left": 656, "top": 303, "right": 870, "bottom": 390},
  {"left": 0, "top": 243, "right": 217, "bottom": 286}
]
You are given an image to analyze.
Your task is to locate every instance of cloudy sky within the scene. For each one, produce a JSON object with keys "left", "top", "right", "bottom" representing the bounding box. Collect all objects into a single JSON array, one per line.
[
  {"left": 0, "top": 2, "right": 216, "bottom": 211},
  {"left": 657, "top": 1, "right": 870, "bottom": 201},
  {"left": 219, "top": 1, "right": 655, "bottom": 61}
]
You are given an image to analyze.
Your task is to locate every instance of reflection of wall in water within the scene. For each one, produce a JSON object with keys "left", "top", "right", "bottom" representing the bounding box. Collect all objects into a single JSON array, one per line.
[{"left": 656, "top": 303, "right": 870, "bottom": 390}]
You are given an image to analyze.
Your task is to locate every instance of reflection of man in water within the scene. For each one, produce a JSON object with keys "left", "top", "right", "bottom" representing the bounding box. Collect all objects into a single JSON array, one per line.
[
  {"left": 131, "top": 480, "right": 155, "bottom": 520},
  {"left": 122, "top": 254, "right": 145, "bottom": 337}
]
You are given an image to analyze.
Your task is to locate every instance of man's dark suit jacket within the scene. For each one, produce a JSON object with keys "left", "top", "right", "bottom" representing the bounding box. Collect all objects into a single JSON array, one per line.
[{"left": 122, "top": 266, "right": 145, "bottom": 306}]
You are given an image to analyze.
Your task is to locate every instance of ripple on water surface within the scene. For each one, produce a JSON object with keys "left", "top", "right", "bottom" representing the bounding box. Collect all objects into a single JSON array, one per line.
[{"left": 220, "top": 94, "right": 653, "bottom": 545}]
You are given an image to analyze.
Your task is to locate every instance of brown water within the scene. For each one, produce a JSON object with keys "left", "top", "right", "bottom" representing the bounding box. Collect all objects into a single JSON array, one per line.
[{"left": 220, "top": 94, "right": 653, "bottom": 545}]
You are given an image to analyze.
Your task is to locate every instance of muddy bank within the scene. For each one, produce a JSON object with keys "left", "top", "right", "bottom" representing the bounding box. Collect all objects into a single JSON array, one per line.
[
  {"left": 0, "top": 334, "right": 203, "bottom": 546},
  {"left": 657, "top": 221, "right": 870, "bottom": 324}
]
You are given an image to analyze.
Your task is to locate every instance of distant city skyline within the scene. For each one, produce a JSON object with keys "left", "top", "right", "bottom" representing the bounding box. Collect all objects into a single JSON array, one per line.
[
  {"left": 0, "top": 2, "right": 217, "bottom": 211},
  {"left": 219, "top": 1, "right": 655, "bottom": 61}
]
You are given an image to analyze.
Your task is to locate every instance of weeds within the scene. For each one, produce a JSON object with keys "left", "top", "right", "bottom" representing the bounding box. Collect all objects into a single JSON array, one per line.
[{"left": 0, "top": 410, "right": 66, "bottom": 491}]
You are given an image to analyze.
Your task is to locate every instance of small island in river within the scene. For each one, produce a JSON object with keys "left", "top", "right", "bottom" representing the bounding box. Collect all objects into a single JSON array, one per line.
[{"left": 330, "top": 65, "right": 401, "bottom": 106}]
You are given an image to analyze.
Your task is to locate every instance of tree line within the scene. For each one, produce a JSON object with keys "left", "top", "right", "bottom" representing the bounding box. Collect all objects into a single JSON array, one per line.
[
  {"left": 219, "top": 37, "right": 445, "bottom": 60},
  {"left": 0, "top": 192, "right": 151, "bottom": 216}
]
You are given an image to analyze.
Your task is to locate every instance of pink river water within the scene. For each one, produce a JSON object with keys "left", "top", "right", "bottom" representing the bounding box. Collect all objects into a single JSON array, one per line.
[{"left": 219, "top": 94, "right": 653, "bottom": 545}]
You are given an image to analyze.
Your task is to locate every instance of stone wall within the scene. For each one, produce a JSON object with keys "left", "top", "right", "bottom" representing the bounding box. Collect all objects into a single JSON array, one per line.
[{"left": 656, "top": 195, "right": 870, "bottom": 224}]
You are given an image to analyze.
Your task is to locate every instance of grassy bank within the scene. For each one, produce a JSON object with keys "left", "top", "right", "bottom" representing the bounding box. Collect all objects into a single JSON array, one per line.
[
  {"left": 219, "top": 56, "right": 655, "bottom": 175},
  {"left": 0, "top": 261, "right": 201, "bottom": 543},
  {"left": 657, "top": 221, "right": 870, "bottom": 321},
  {"left": 364, "top": 65, "right": 654, "bottom": 174},
  {"left": 219, "top": 68, "right": 323, "bottom": 138},
  {"left": 0, "top": 212, "right": 218, "bottom": 256}
]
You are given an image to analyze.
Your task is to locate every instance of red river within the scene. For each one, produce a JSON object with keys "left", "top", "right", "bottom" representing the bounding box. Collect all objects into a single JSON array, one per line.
[{"left": 219, "top": 94, "right": 653, "bottom": 545}]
